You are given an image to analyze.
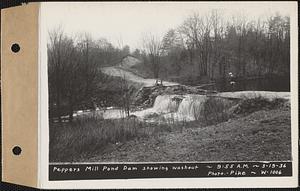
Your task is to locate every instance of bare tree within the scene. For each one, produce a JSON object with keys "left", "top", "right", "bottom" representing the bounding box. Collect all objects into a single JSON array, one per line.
[
  {"left": 161, "top": 29, "right": 185, "bottom": 76},
  {"left": 210, "top": 9, "right": 225, "bottom": 80},
  {"left": 118, "top": 73, "right": 133, "bottom": 117},
  {"left": 48, "top": 27, "right": 75, "bottom": 122},
  {"left": 141, "top": 33, "right": 163, "bottom": 80},
  {"left": 179, "top": 12, "right": 212, "bottom": 77},
  {"left": 48, "top": 30, "right": 102, "bottom": 122}
]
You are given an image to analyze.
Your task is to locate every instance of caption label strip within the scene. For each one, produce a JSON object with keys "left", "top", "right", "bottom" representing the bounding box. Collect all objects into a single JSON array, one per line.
[{"left": 49, "top": 162, "right": 292, "bottom": 180}]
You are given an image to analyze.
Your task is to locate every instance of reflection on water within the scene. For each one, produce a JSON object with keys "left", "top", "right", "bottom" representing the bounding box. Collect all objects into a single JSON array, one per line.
[
  {"left": 215, "top": 76, "right": 290, "bottom": 92},
  {"left": 74, "top": 109, "right": 127, "bottom": 119}
]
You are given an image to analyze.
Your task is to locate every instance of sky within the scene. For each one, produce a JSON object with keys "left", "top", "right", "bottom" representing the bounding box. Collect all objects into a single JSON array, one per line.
[{"left": 42, "top": 2, "right": 294, "bottom": 50}]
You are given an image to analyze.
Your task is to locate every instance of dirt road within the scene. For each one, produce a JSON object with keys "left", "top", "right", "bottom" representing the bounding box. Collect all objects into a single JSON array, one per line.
[{"left": 101, "top": 66, "right": 178, "bottom": 87}]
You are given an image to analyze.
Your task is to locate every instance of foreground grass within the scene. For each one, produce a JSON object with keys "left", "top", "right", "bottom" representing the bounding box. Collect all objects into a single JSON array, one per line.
[{"left": 49, "top": 117, "right": 187, "bottom": 162}]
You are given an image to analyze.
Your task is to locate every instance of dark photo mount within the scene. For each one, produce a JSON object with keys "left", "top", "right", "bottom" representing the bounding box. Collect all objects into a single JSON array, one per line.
[
  {"left": 46, "top": 2, "right": 293, "bottom": 184},
  {"left": 1, "top": 1, "right": 298, "bottom": 189}
]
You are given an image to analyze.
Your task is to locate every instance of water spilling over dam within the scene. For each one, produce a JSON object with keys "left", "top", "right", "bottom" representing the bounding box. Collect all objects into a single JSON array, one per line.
[{"left": 133, "top": 94, "right": 208, "bottom": 121}]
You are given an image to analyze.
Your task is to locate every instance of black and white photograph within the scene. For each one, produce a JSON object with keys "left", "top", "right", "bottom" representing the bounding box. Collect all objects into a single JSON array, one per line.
[{"left": 43, "top": 2, "right": 296, "bottom": 183}]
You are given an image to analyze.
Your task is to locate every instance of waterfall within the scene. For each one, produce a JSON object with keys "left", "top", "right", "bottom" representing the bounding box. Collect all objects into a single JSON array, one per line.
[
  {"left": 176, "top": 95, "right": 208, "bottom": 121},
  {"left": 152, "top": 95, "right": 182, "bottom": 113},
  {"left": 133, "top": 94, "right": 209, "bottom": 121},
  {"left": 133, "top": 95, "right": 183, "bottom": 119}
]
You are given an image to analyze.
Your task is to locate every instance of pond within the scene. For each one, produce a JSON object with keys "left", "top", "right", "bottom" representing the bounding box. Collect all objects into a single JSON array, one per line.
[{"left": 215, "top": 75, "right": 290, "bottom": 92}]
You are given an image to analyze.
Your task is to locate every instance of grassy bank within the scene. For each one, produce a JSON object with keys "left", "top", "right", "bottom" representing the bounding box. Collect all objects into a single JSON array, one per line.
[
  {"left": 50, "top": 96, "right": 290, "bottom": 162},
  {"left": 88, "top": 107, "right": 291, "bottom": 162}
]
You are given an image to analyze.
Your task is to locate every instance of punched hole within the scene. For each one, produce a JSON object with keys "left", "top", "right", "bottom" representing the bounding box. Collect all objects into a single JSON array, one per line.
[
  {"left": 12, "top": 146, "right": 22, "bottom": 155},
  {"left": 11, "top": 43, "right": 20, "bottom": 53}
]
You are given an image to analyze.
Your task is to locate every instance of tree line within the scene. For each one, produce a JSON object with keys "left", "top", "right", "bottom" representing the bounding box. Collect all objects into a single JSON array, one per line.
[{"left": 137, "top": 11, "right": 290, "bottom": 84}]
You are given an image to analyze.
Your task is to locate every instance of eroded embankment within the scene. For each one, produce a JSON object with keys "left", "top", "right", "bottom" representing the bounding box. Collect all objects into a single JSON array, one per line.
[{"left": 85, "top": 106, "right": 291, "bottom": 162}]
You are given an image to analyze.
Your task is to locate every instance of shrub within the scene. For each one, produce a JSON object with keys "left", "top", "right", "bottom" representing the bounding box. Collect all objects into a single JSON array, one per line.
[
  {"left": 202, "top": 97, "right": 234, "bottom": 125},
  {"left": 233, "top": 96, "right": 286, "bottom": 115}
]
